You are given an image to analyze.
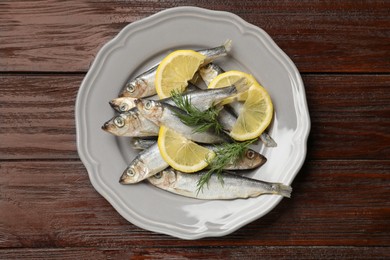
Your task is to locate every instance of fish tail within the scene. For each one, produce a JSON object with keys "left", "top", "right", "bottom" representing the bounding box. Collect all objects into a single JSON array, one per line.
[
  {"left": 223, "top": 39, "right": 233, "bottom": 52},
  {"left": 233, "top": 77, "right": 251, "bottom": 94},
  {"left": 260, "top": 132, "right": 278, "bottom": 147},
  {"left": 275, "top": 184, "right": 292, "bottom": 198},
  {"left": 214, "top": 78, "right": 250, "bottom": 106}
]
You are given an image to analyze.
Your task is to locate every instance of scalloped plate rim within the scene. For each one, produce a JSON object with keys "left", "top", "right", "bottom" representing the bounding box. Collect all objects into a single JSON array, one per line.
[{"left": 75, "top": 6, "right": 310, "bottom": 239}]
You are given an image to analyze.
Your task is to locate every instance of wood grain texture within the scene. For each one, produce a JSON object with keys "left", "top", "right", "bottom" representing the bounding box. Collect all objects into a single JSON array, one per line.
[
  {"left": 305, "top": 74, "right": 390, "bottom": 160},
  {"left": 0, "top": 75, "right": 80, "bottom": 159},
  {"left": 1, "top": 246, "right": 389, "bottom": 259},
  {"left": 1, "top": 74, "right": 389, "bottom": 160},
  {"left": 1, "top": 160, "right": 389, "bottom": 248},
  {"left": 0, "top": 0, "right": 389, "bottom": 72},
  {"left": 1, "top": 1, "right": 390, "bottom": 257}
]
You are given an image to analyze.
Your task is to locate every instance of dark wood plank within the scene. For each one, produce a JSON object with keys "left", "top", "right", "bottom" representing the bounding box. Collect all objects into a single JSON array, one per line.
[
  {"left": 1, "top": 0, "right": 389, "bottom": 257},
  {"left": 0, "top": 160, "right": 389, "bottom": 248},
  {"left": 0, "top": 75, "right": 80, "bottom": 159},
  {"left": 1, "top": 74, "right": 389, "bottom": 160},
  {"left": 305, "top": 74, "right": 390, "bottom": 160},
  {"left": 0, "top": 1, "right": 389, "bottom": 73},
  {"left": 1, "top": 246, "right": 389, "bottom": 259}
]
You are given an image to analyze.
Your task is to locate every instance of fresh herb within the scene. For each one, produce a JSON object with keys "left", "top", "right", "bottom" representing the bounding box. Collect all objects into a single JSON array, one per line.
[
  {"left": 196, "top": 139, "right": 257, "bottom": 194},
  {"left": 171, "top": 90, "right": 224, "bottom": 134},
  {"left": 170, "top": 90, "right": 257, "bottom": 194}
]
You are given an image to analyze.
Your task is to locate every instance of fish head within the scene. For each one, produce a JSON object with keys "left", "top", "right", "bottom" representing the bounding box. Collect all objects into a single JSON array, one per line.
[
  {"left": 101, "top": 113, "right": 134, "bottom": 136},
  {"left": 120, "top": 78, "right": 148, "bottom": 98},
  {"left": 120, "top": 159, "right": 148, "bottom": 184},
  {"left": 242, "top": 149, "right": 267, "bottom": 169},
  {"left": 147, "top": 169, "right": 177, "bottom": 188},
  {"left": 109, "top": 97, "right": 137, "bottom": 113},
  {"left": 135, "top": 99, "right": 163, "bottom": 124},
  {"left": 199, "top": 63, "right": 220, "bottom": 86}
]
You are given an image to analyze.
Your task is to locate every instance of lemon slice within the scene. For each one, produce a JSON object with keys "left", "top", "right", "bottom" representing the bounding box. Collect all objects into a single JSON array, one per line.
[
  {"left": 158, "top": 126, "right": 215, "bottom": 173},
  {"left": 230, "top": 84, "right": 273, "bottom": 141},
  {"left": 155, "top": 50, "right": 205, "bottom": 98},
  {"left": 208, "top": 70, "right": 273, "bottom": 141}
]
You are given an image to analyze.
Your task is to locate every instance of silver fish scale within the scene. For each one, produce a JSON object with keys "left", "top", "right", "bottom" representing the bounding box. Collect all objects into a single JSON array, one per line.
[
  {"left": 121, "top": 143, "right": 168, "bottom": 184},
  {"left": 120, "top": 40, "right": 232, "bottom": 98},
  {"left": 148, "top": 169, "right": 292, "bottom": 200},
  {"left": 158, "top": 103, "right": 229, "bottom": 144}
]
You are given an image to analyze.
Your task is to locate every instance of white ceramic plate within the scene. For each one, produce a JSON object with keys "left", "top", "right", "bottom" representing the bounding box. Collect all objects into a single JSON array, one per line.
[{"left": 76, "top": 6, "right": 310, "bottom": 239}]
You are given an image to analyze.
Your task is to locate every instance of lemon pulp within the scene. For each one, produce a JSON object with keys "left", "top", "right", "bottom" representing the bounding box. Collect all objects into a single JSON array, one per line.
[
  {"left": 155, "top": 50, "right": 205, "bottom": 99},
  {"left": 157, "top": 126, "right": 215, "bottom": 172},
  {"left": 208, "top": 70, "right": 273, "bottom": 141}
]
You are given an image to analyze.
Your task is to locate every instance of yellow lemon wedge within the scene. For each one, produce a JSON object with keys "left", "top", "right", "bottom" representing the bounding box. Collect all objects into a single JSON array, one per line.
[
  {"left": 208, "top": 70, "right": 273, "bottom": 141},
  {"left": 157, "top": 126, "right": 216, "bottom": 173},
  {"left": 155, "top": 50, "right": 205, "bottom": 99}
]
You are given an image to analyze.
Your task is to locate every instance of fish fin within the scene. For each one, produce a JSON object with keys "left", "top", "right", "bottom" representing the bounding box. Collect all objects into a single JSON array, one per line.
[
  {"left": 211, "top": 78, "right": 250, "bottom": 107},
  {"left": 276, "top": 184, "right": 292, "bottom": 198},
  {"left": 233, "top": 77, "right": 251, "bottom": 94},
  {"left": 223, "top": 39, "right": 233, "bottom": 52},
  {"left": 260, "top": 132, "right": 277, "bottom": 147}
]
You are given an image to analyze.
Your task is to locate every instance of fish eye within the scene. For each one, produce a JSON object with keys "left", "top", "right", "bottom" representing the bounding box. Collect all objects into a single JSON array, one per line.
[
  {"left": 126, "top": 168, "right": 135, "bottom": 177},
  {"left": 154, "top": 172, "right": 162, "bottom": 179},
  {"left": 145, "top": 101, "right": 153, "bottom": 110},
  {"left": 114, "top": 116, "right": 125, "bottom": 128},
  {"left": 127, "top": 84, "right": 135, "bottom": 93},
  {"left": 119, "top": 103, "right": 129, "bottom": 112},
  {"left": 246, "top": 150, "right": 255, "bottom": 159}
]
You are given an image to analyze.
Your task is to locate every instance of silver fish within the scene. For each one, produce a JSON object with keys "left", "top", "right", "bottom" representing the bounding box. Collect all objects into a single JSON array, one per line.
[
  {"left": 109, "top": 96, "right": 138, "bottom": 113},
  {"left": 199, "top": 62, "right": 225, "bottom": 86},
  {"left": 120, "top": 66, "right": 157, "bottom": 98},
  {"left": 101, "top": 108, "right": 159, "bottom": 137},
  {"left": 200, "top": 39, "right": 232, "bottom": 64},
  {"left": 111, "top": 83, "right": 200, "bottom": 113},
  {"left": 227, "top": 101, "right": 244, "bottom": 117},
  {"left": 217, "top": 108, "right": 237, "bottom": 132},
  {"left": 120, "top": 143, "right": 169, "bottom": 184},
  {"left": 135, "top": 99, "right": 230, "bottom": 144},
  {"left": 130, "top": 138, "right": 267, "bottom": 170},
  {"left": 164, "top": 81, "right": 248, "bottom": 112},
  {"left": 147, "top": 168, "right": 292, "bottom": 200},
  {"left": 119, "top": 40, "right": 232, "bottom": 98},
  {"left": 163, "top": 78, "right": 248, "bottom": 132},
  {"left": 108, "top": 86, "right": 239, "bottom": 135},
  {"left": 206, "top": 146, "right": 267, "bottom": 170}
]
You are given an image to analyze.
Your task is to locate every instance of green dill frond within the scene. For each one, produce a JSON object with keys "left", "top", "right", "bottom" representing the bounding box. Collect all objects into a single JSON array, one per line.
[
  {"left": 170, "top": 90, "right": 224, "bottom": 134},
  {"left": 196, "top": 170, "right": 214, "bottom": 194},
  {"left": 196, "top": 138, "right": 257, "bottom": 194},
  {"left": 170, "top": 90, "right": 259, "bottom": 194}
]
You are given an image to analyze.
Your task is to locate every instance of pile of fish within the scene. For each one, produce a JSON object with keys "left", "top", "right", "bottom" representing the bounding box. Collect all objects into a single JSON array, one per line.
[{"left": 102, "top": 40, "right": 292, "bottom": 200}]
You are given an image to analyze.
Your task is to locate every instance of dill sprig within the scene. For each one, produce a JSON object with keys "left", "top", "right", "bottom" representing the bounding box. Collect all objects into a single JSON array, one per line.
[
  {"left": 170, "top": 90, "right": 224, "bottom": 134},
  {"left": 169, "top": 90, "right": 257, "bottom": 194},
  {"left": 196, "top": 138, "right": 257, "bottom": 194}
]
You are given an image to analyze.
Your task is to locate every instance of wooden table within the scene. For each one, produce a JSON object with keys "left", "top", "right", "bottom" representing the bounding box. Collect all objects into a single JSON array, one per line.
[{"left": 1, "top": 1, "right": 389, "bottom": 259}]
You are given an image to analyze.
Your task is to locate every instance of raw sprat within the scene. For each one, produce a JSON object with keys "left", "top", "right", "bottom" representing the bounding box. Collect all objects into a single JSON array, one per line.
[
  {"left": 102, "top": 41, "right": 291, "bottom": 200},
  {"left": 131, "top": 137, "right": 267, "bottom": 171},
  {"left": 148, "top": 168, "right": 292, "bottom": 200},
  {"left": 120, "top": 40, "right": 232, "bottom": 98}
]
